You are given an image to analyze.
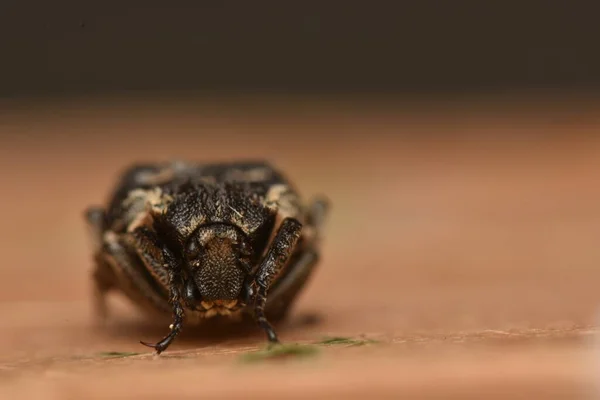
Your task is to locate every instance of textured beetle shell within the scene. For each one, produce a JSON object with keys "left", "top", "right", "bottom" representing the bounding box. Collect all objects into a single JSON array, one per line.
[{"left": 88, "top": 160, "right": 317, "bottom": 325}]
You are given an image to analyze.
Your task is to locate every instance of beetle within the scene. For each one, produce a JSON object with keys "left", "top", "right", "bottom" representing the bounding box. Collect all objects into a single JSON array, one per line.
[{"left": 84, "top": 160, "right": 330, "bottom": 354}]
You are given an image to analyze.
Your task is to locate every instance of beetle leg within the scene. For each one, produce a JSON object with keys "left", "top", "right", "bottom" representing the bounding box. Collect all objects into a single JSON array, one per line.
[
  {"left": 140, "top": 249, "right": 186, "bottom": 355},
  {"left": 101, "top": 232, "right": 171, "bottom": 314},
  {"left": 253, "top": 217, "right": 303, "bottom": 343},
  {"left": 241, "top": 276, "right": 255, "bottom": 306},
  {"left": 129, "top": 227, "right": 170, "bottom": 290},
  {"left": 91, "top": 253, "right": 116, "bottom": 323},
  {"left": 306, "top": 196, "right": 330, "bottom": 236},
  {"left": 264, "top": 247, "right": 319, "bottom": 320},
  {"left": 183, "top": 278, "right": 203, "bottom": 310},
  {"left": 84, "top": 206, "right": 107, "bottom": 252},
  {"left": 263, "top": 196, "right": 329, "bottom": 321},
  {"left": 87, "top": 206, "right": 110, "bottom": 322},
  {"left": 85, "top": 207, "right": 114, "bottom": 323}
]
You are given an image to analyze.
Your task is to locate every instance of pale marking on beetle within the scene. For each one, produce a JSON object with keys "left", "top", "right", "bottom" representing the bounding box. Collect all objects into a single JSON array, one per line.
[
  {"left": 180, "top": 215, "right": 209, "bottom": 238},
  {"left": 136, "top": 168, "right": 176, "bottom": 186},
  {"left": 103, "top": 231, "right": 119, "bottom": 246},
  {"left": 263, "top": 184, "right": 304, "bottom": 257},
  {"left": 198, "top": 176, "right": 217, "bottom": 185},
  {"left": 228, "top": 167, "right": 272, "bottom": 182},
  {"left": 195, "top": 226, "right": 238, "bottom": 246},
  {"left": 124, "top": 187, "right": 173, "bottom": 232},
  {"left": 266, "top": 184, "right": 302, "bottom": 221},
  {"left": 127, "top": 212, "right": 153, "bottom": 233},
  {"left": 135, "top": 161, "right": 192, "bottom": 185},
  {"left": 199, "top": 299, "right": 239, "bottom": 318}
]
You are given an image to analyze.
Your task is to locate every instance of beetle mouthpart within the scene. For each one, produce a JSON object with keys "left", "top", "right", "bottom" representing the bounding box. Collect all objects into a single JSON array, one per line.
[
  {"left": 200, "top": 299, "right": 238, "bottom": 310},
  {"left": 200, "top": 301, "right": 213, "bottom": 310},
  {"left": 200, "top": 299, "right": 239, "bottom": 318},
  {"left": 214, "top": 299, "right": 238, "bottom": 308}
]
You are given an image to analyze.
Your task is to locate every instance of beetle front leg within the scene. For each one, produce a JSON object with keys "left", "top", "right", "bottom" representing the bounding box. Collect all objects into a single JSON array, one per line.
[
  {"left": 85, "top": 207, "right": 113, "bottom": 323},
  {"left": 140, "top": 249, "right": 186, "bottom": 355},
  {"left": 253, "top": 217, "right": 303, "bottom": 343}
]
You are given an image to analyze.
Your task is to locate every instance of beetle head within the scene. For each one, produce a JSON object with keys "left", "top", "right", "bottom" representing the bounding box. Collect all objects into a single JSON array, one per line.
[{"left": 184, "top": 224, "right": 252, "bottom": 303}]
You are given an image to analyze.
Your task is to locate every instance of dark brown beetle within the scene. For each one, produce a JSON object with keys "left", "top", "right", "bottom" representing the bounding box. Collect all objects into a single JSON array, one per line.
[{"left": 84, "top": 160, "right": 329, "bottom": 354}]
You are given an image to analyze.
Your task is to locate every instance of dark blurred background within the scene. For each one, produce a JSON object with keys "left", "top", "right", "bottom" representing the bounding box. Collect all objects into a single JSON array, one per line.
[{"left": 2, "top": 1, "right": 600, "bottom": 98}]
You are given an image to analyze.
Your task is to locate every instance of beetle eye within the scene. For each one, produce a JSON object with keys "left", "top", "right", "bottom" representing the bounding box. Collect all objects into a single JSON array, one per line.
[
  {"left": 186, "top": 239, "right": 201, "bottom": 260},
  {"left": 237, "top": 240, "right": 252, "bottom": 257}
]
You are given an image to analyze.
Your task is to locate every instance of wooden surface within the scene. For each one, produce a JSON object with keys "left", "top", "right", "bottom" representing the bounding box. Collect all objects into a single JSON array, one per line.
[{"left": 1, "top": 95, "right": 599, "bottom": 399}]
